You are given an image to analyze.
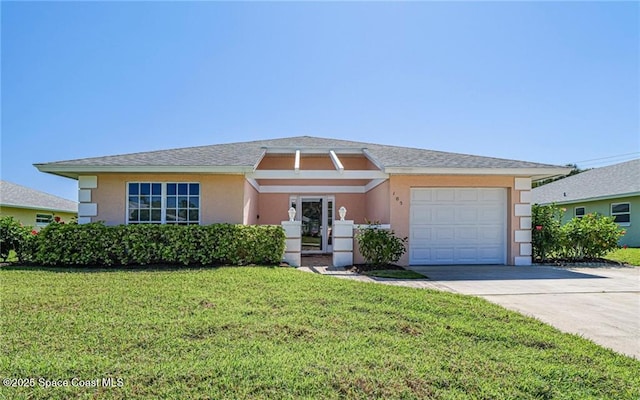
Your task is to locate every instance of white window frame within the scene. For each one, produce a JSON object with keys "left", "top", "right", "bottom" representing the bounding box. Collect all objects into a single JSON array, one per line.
[
  {"left": 126, "top": 182, "right": 201, "bottom": 225},
  {"left": 574, "top": 207, "right": 585, "bottom": 218},
  {"left": 35, "top": 213, "right": 53, "bottom": 227},
  {"left": 611, "top": 202, "right": 630, "bottom": 226}
]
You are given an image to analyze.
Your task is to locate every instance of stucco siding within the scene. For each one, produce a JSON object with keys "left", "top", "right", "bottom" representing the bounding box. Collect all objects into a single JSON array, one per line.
[
  {"left": 556, "top": 195, "right": 640, "bottom": 247},
  {"left": 91, "top": 173, "right": 245, "bottom": 225},
  {"left": 243, "top": 180, "right": 260, "bottom": 225},
  {"left": 257, "top": 154, "right": 375, "bottom": 170},
  {"left": 389, "top": 175, "right": 520, "bottom": 266},
  {"left": 365, "top": 180, "right": 390, "bottom": 223}
]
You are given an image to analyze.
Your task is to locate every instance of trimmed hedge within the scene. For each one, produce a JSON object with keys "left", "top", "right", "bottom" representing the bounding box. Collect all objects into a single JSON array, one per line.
[{"left": 30, "top": 222, "right": 285, "bottom": 267}]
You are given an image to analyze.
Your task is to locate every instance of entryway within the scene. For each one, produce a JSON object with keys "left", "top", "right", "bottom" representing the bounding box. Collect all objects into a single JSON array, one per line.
[{"left": 290, "top": 195, "right": 334, "bottom": 254}]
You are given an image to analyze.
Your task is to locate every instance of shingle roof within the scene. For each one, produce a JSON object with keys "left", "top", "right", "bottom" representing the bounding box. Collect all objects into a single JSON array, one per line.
[
  {"left": 532, "top": 159, "right": 640, "bottom": 204},
  {"left": 0, "top": 181, "right": 78, "bottom": 213},
  {"left": 36, "top": 136, "right": 564, "bottom": 173}
]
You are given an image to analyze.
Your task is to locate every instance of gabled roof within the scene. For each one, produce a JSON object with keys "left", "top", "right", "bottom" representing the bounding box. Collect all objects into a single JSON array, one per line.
[
  {"left": 532, "top": 159, "right": 640, "bottom": 205},
  {"left": 0, "top": 180, "right": 78, "bottom": 213},
  {"left": 35, "top": 136, "right": 569, "bottom": 179}
]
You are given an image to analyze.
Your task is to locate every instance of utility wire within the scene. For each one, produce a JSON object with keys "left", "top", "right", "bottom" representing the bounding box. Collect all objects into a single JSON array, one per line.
[{"left": 571, "top": 152, "right": 640, "bottom": 168}]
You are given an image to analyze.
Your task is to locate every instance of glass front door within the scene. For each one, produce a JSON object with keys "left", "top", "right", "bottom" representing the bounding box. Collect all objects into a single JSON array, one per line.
[
  {"left": 291, "top": 195, "right": 334, "bottom": 254},
  {"left": 301, "top": 198, "right": 323, "bottom": 252}
]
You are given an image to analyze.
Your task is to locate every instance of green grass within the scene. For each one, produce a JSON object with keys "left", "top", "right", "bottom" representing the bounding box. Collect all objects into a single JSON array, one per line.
[
  {"left": 605, "top": 247, "right": 640, "bottom": 266},
  {"left": 362, "top": 269, "right": 427, "bottom": 279},
  {"left": 1, "top": 267, "right": 638, "bottom": 399}
]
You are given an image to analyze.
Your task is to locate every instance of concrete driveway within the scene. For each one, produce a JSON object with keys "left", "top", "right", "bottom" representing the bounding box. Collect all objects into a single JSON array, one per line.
[{"left": 408, "top": 265, "right": 640, "bottom": 359}]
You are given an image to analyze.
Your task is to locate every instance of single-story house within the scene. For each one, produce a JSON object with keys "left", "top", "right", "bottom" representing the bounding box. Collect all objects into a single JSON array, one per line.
[
  {"left": 532, "top": 159, "right": 639, "bottom": 247},
  {"left": 34, "top": 136, "right": 570, "bottom": 266},
  {"left": 0, "top": 180, "right": 78, "bottom": 229}
]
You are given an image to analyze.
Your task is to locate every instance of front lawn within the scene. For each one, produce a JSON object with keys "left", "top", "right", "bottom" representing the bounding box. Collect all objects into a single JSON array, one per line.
[
  {"left": 605, "top": 247, "right": 640, "bottom": 266},
  {"left": 1, "top": 267, "right": 638, "bottom": 399}
]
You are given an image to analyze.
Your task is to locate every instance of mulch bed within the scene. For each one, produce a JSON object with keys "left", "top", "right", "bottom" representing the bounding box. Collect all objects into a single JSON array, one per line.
[
  {"left": 347, "top": 264, "right": 405, "bottom": 273},
  {"left": 535, "top": 258, "right": 628, "bottom": 268}
]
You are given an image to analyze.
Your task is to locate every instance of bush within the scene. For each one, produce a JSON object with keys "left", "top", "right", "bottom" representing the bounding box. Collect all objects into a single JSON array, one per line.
[
  {"left": 356, "top": 222, "right": 407, "bottom": 266},
  {"left": 531, "top": 204, "right": 564, "bottom": 262},
  {"left": 531, "top": 204, "right": 625, "bottom": 262},
  {"left": 561, "top": 213, "right": 623, "bottom": 260},
  {"left": 29, "top": 223, "right": 285, "bottom": 267},
  {"left": 0, "top": 216, "right": 33, "bottom": 262}
]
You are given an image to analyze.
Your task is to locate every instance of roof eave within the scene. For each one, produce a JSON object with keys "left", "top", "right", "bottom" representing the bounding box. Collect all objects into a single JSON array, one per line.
[
  {"left": 0, "top": 203, "right": 78, "bottom": 214},
  {"left": 34, "top": 164, "right": 254, "bottom": 179},
  {"left": 384, "top": 167, "right": 572, "bottom": 179},
  {"left": 535, "top": 191, "right": 640, "bottom": 205}
]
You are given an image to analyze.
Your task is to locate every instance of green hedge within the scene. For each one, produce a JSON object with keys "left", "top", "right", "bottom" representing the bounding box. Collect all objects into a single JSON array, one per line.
[
  {"left": 22, "top": 222, "right": 285, "bottom": 267},
  {"left": 532, "top": 204, "right": 625, "bottom": 262}
]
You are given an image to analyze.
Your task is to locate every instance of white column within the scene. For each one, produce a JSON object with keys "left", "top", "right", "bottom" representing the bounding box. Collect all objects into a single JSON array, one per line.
[
  {"left": 77, "top": 175, "right": 98, "bottom": 224},
  {"left": 514, "top": 177, "right": 532, "bottom": 266},
  {"left": 333, "top": 220, "right": 354, "bottom": 267},
  {"left": 281, "top": 221, "right": 301, "bottom": 267}
]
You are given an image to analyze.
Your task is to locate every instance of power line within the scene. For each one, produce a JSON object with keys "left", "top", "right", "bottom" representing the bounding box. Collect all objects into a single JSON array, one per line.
[{"left": 571, "top": 152, "right": 640, "bottom": 168}]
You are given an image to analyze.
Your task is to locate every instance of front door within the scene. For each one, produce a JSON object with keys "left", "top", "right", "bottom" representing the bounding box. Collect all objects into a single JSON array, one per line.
[
  {"left": 301, "top": 198, "right": 323, "bottom": 252},
  {"left": 292, "top": 196, "right": 334, "bottom": 254}
]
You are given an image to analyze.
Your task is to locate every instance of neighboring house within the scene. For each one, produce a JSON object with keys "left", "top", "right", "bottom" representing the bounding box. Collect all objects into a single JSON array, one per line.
[
  {"left": 0, "top": 180, "right": 78, "bottom": 229},
  {"left": 34, "top": 136, "right": 569, "bottom": 266},
  {"left": 532, "top": 159, "right": 640, "bottom": 247}
]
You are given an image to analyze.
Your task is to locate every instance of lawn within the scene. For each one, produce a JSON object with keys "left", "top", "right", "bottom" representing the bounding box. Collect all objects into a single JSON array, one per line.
[
  {"left": 1, "top": 267, "right": 638, "bottom": 399},
  {"left": 605, "top": 247, "right": 640, "bottom": 266}
]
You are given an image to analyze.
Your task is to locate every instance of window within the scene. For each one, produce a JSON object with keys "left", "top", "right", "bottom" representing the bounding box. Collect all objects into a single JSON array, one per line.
[
  {"left": 611, "top": 203, "right": 630, "bottom": 224},
  {"left": 36, "top": 213, "right": 53, "bottom": 227},
  {"left": 128, "top": 183, "right": 162, "bottom": 224},
  {"left": 166, "top": 183, "right": 200, "bottom": 224},
  {"left": 127, "top": 182, "right": 200, "bottom": 225},
  {"left": 575, "top": 207, "right": 585, "bottom": 218}
]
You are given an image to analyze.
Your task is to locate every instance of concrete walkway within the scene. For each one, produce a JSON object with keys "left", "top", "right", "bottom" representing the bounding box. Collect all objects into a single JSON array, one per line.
[{"left": 298, "top": 264, "right": 640, "bottom": 360}]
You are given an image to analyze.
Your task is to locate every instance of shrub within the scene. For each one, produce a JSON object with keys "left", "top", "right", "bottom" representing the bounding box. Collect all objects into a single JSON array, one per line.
[
  {"left": 531, "top": 204, "right": 564, "bottom": 262},
  {"left": 356, "top": 221, "right": 407, "bottom": 266},
  {"left": 29, "top": 223, "right": 285, "bottom": 267},
  {"left": 0, "top": 216, "right": 33, "bottom": 262},
  {"left": 561, "top": 213, "right": 624, "bottom": 260},
  {"left": 532, "top": 204, "right": 625, "bottom": 262}
]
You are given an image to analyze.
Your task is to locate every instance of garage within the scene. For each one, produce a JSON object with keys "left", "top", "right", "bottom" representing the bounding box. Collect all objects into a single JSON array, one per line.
[{"left": 409, "top": 188, "right": 507, "bottom": 265}]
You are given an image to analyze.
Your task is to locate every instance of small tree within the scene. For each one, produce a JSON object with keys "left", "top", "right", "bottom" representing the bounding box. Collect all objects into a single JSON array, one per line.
[{"left": 356, "top": 221, "right": 407, "bottom": 267}]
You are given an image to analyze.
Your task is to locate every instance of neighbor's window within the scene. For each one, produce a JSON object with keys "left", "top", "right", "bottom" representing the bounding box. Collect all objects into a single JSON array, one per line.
[
  {"left": 35, "top": 213, "right": 53, "bottom": 227},
  {"left": 127, "top": 182, "right": 200, "bottom": 225},
  {"left": 611, "top": 203, "right": 630, "bottom": 224},
  {"left": 575, "top": 207, "right": 585, "bottom": 218}
]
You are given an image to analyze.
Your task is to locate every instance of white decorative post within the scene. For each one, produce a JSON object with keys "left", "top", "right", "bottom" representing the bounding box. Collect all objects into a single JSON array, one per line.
[
  {"left": 333, "top": 206, "right": 354, "bottom": 267},
  {"left": 282, "top": 208, "right": 301, "bottom": 267}
]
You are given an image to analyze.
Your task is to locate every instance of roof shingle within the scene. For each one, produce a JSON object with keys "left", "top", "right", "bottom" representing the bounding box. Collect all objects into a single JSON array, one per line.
[
  {"left": 0, "top": 181, "right": 78, "bottom": 213},
  {"left": 532, "top": 159, "right": 640, "bottom": 204},
  {"left": 35, "top": 136, "right": 563, "bottom": 170}
]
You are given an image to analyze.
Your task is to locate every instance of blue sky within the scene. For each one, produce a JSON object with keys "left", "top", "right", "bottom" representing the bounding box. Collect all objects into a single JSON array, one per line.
[{"left": 2, "top": 2, "right": 638, "bottom": 201}]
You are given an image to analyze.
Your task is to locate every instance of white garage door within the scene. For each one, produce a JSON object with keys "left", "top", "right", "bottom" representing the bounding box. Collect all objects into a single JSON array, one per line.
[{"left": 410, "top": 188, "right": 507, "bottom": 265}]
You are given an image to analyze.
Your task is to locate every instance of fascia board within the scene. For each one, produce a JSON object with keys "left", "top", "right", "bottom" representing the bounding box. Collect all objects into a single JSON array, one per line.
[
  {"left": 0, "top": 203, "right": 78, "bottom": 213},
  {"left": 384, "top": 167, "right": 573, "bottom": 178},
  {"left": 35, "top": 165, "right": 253, "bottom": 175},
  {"left": 535, "top": 192, "right": 640, "bottom": 205}
]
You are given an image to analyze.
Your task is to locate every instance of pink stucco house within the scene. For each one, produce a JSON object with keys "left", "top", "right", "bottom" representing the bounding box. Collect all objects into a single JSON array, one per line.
[{"left": 35, "top": 136, "right": 570, "bottom": 266}]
